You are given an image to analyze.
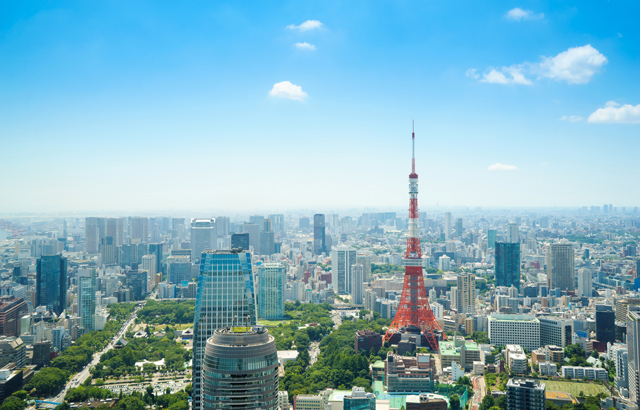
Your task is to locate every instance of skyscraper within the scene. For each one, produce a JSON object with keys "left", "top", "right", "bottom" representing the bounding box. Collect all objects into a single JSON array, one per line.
[
  {"left": 313, "top": 214, "right": 326, "bottom": 255},
  {"left": 100, "top": 236, "right": 117, "bottom": 266},
  {"left": 168, "top": 255, "right": 191, "bottom": 284},
  {"left": 495, "top": 242, "right": 521, "bottom": 290},
  {"left": 455, "top": 218, "right": 463, "bottom": 238},
  {"left": 356, "top": 255, "right": 372, "bottom": 283},
  {"left": 627, "top": 307, "right": 640, "bottom": 404},
  {"left": 242, "top": 223, "right": 260, "bottom": 254},
  {"left": 596, "top": 304, "right": 615, "bottom": 345},
  {"left": 350, "top": 264, "right": 364, "bottom": 305},
  {"left": 507, "top": 223, "right": 519, "bottom": 243},
  {"left": 454, "top": 272, "right": 476, "bottom": 314},
  {"left": 77, "top": 268, "right": 96, "bottom": 331},
  {"left": 578, "top": 268, "right": 592, "bottom": 297},
  {"left": 331, "top": 246, "right": 357, "bottom": 294},
  {"left": 257, "top": 263, "right": 285, "bottom": 320},
  {"left": 85, "top": 217, "right": 101, "bottom": 254},
  {"left": 259, "top": 230, "right": 275, "bottom": 255},
  {"left": 231, "top": 233, "right": 250, "bottom": 250},
  {"left": 141, "top": 254, "right": 157, "bottom": 291},
  {"left": 444, "top": 213, "right": 452, "bottom": 240},
  {"left": 487, "top": 230, "right": 497, "bottom": 249},
  {"left": 148, "top": 243, "right": 164, "bottom": 275},
  {"left": 192, "top": 249, "right": 257, "bottom": 410},
  {"left": 201, "top": 326, "right": 279, "bottom": 410},
  {"left": 191, "top": 218, "right": 216, "bottom": 264},
  {"left": 129, "top": 217, "right": 149, "bottom": 243},
  {"left": 547, "top": 243, "right": 575, "bottom": 291},
  {"left": 36, "top": 255, "right": 67, "bottom": 316}
]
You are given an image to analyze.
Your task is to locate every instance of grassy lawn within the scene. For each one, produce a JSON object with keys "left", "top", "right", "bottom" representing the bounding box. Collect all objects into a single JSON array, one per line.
[
  {"left": 258, "top": 319, "right": 289, "bottom": 327},
  {"left": 544, "top": 380, "right": 609, "bottom": 397}
]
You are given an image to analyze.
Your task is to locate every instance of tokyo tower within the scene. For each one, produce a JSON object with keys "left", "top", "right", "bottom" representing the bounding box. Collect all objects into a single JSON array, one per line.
[{"left": 383, "top": 124, "right": 443, "bottom": 351}]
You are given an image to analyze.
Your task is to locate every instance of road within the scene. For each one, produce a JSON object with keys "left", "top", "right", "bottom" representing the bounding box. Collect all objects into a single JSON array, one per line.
[{"left": 44, "top": 302, "right": 147, "bottom": 406}]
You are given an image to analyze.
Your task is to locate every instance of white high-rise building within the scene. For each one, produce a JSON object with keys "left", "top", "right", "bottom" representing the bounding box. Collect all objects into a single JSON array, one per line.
[
  {"left": 578, "top": 268, "right": 592, "bottom": 298},
  {"left": 350, "top": 264, "right": 364, "bottom": 305},
  {"left": 444, "top": 212, "right": 452, "bottom": 240},
  {"left": 547, "top": 243, "right": 575, "bottom": 291},
  {"left": 191, "top": 218, "right": 216, "bottom": 264},
  {"left": 439, "top": 254, "right": 451, "bottom": 271},
  {"left": 356, "top": 255, "right": 372, "bottom": 283},
  {"left": 142, "top": 254, "right": 157, "bottom": 292},
  {"left": 507, "top": 223, "right": 519, "bottom": 244},
  {"left": 455, "top": 272, "right": 476, "bottom": 314},
  {"left": 331, "top": 246, "right": 356, "bottom": 294},
  {"left": 257, "top": 263, "right": 285, "bottom": 320}
]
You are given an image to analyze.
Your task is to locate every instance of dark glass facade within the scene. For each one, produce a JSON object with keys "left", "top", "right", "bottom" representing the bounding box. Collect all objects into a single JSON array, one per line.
[
  {"left": 495, "top": 242, "right": 520, "bottom": 290},
  {"left": 313, "top": 214, "right": 326, "bottom": 255},
  {"left": 36, "top": 255, "right": 67, "bottom": 315}
]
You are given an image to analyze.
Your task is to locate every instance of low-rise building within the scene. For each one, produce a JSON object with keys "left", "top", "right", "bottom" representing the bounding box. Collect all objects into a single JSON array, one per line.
[
  {"left": 355, "top": 330, "right": 382, "bottom": 354},
  {"left": 405, "top": 393, "right": 448, "bottom": 410},
  {"left": 294, "top": 394, "right": 323, "bottom": 410},
  {"left": 561, "top": 366, "right": 608, "bottom": 381},
  {"left": 538, "top": 362, "right": 557, "bottom": 376},
  {"left": 386, "top": 352, "right": 434, "bottom": 394}
]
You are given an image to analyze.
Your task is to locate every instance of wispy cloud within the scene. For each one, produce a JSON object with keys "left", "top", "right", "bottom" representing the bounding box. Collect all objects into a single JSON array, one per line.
[
  {"left": 269, "top": 81, "right": 308, "bottom": 101},
  {"left": 469, "top": 45, "right": 607, "bottom": 86},
  {"left": 541, "top": 162, "right": 549, "bottom": 166},
  {"left": 559, "top": 115, "right": 583, "bottom": 122},
  {"left": 465, "top": 68, "right": 479, "bottom": 79},
  {"left": 506, "top": 8, "right": 544, "bottom": 21},
  {"left": 488, "top": 163, "right": 519, "bottom": 171},
  {"left": 294, "top": 42, "right": 316, "bottom": 51},
  {"left": 588, "top": 103, "right": 640, "bottom": 124},
  {"left": 480, "top": 66, "right": 532, "bottom": 85},
  {"left": 286, "top": 20, "right": 323, "bottom": 31}
]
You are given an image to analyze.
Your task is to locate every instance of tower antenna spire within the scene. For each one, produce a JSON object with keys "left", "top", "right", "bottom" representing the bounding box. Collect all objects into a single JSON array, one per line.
[{"left": 412, "top": 120, "right": 415, "bottom": 174}]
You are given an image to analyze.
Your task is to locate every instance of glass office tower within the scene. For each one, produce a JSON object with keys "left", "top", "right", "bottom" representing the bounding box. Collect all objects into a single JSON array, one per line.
[
  {"left": 77, "top": 268, "right": 96, "bottom": 331},
  {"left": 495, "top": 242, "right": 521, "bottom": 290},
  {"left": 202, "top": 326, "right": 279, "bottom": 410},
  {"left": 36, "top": 255, "right": 67, "bottom": 316},
  {"left": 258, "top": 263, "right": 285, "bottom": 320},
  {"left": 192, "top": 249, "right": 257, "bottom": 410}
]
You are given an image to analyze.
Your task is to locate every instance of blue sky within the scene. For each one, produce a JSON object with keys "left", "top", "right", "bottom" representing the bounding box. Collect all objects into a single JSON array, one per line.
[{"left": 1, "top": 1, "right": 638, "bottom": 214}]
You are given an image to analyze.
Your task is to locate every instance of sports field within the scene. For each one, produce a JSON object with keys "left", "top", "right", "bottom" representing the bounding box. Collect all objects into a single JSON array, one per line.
[
  {"left": 258, "top": 319, "right": 289, "bottom": 327},
  {"left": 544, "top": 380, "right": 609, "bottom": 397}
]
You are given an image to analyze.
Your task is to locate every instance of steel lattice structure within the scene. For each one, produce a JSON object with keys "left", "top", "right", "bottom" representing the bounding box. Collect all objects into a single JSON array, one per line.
[{"left": 383, "top": 125, "right": 443, "bottom": 351}]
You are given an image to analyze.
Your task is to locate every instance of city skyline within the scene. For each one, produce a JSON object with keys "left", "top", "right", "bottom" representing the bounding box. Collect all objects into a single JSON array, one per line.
[{"left": 1, "top": 1, "right": 639, "bottom": 213}]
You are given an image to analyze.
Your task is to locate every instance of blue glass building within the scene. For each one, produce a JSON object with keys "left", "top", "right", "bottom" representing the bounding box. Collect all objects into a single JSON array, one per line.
[
  {"left": 36, "top": 255, "right": 67, "bottom": 316},
  {"left": 495, "top": 242, "right": 521, "bottom": 290},
  {"left": 192, "top": 249, "right": 257, "bottom": 410},
  {"left": 257, "top": 263, "right": 285, "bottom": 320}
]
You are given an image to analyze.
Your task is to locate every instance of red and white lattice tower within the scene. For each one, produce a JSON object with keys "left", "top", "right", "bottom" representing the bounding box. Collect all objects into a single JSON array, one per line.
[{"left": 383, "top": 124, "right": 443, "bottom": 351}]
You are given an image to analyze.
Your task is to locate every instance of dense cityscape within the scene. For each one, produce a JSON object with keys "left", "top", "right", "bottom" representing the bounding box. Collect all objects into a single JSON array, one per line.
[{"left": 2, "top": 2, "right": 639, "bottom": 410}]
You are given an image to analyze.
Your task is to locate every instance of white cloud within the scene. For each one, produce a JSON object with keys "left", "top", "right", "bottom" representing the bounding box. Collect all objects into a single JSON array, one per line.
[
  {"left": 269, "top": 81, "right": 308, "bottom": 101},
  {"left": 470, "top": 44, "right": 606, "bottom": 85},
  {"left": 537, "top": 45, "right": 607, "bottom": 84},
  {"left": 605, "top": 100, "right": 620, "bottom": 107},
  {"left": 559, "top": 115, "right": 583, "bottom": 122},
  {"left": 587, "top": 103, "right": 640, "bottom": 124},
  {"left": 286, "top": 20, "right": 323, "bottom": 31},
  {"left": 506, "top": 8, "right": 544, "bottom": 21},
  {"left": 480, "top": 66, "right": 532, "bottom": 85},
  {"left": 541, "top": 162, "right": 549, "bottom": 166},
  {"left": 294, "top": 42, "right": 316, "bottom": 51},
  {"left": 465, "top": 68, "right": 479, "bottom": 79},
  {"left": 488, "top": 163, "right": 519, "bottom": 171}
]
